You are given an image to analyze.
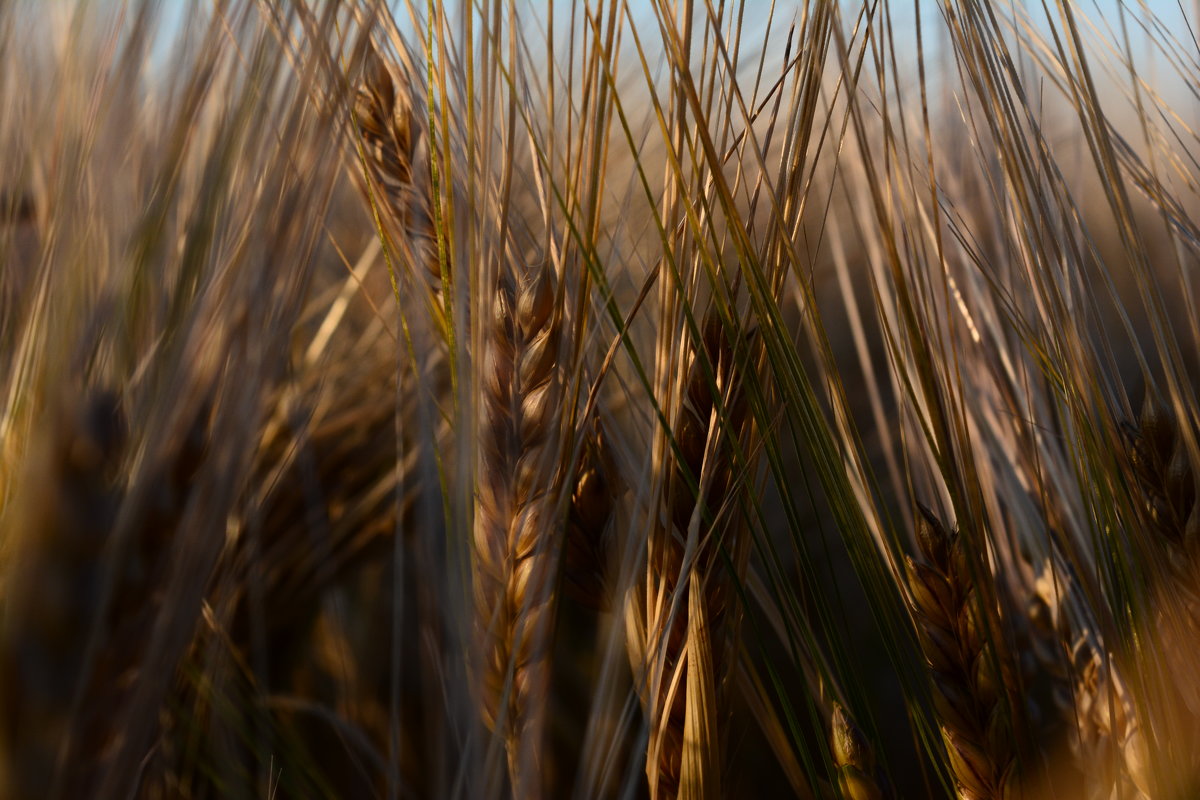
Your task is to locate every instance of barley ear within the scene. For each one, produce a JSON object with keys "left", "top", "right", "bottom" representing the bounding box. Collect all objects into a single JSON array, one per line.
[
  {"left": 1129, "top": 399, "right": 1197, "bottom": 545},
  {"left": 1067, "top": 636, "right": 1149, "bottom": 798},
  {"left": 351, "top": 46, "right": 439, "bottom": 291},
  {"left": 473, "top": 262, "right": 562, "bottom": 798},
  {"left": 906, "top": 506, "right": 1017, "bottom": 800},
  {"left": 639, "top": 313, "right": 756, "bottom": 799}
]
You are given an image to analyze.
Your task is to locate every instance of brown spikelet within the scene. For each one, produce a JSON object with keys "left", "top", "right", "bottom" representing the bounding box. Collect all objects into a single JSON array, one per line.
[
  {"left": 352, "top": 46, "right": 438, "bottom": 289},
  {"left": 905, "top": 507, "right": 1017, "bottom": 800},
  {"left": 562, "top": 415, "right": 617, "bottom": 609},
  {"left": 473, "top": 262, "right": 562, "bottom": 797},
  {"left": 831, "top": 704, "right": 886, "bottom": 800},
  {"left": 639, "top": 314, "right": 756, "bottom": 800}
]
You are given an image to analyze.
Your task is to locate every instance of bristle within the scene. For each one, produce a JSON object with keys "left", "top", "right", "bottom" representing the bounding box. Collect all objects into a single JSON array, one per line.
[{"left": 9, "top": 3, "right": 1200, "bottom": 797}]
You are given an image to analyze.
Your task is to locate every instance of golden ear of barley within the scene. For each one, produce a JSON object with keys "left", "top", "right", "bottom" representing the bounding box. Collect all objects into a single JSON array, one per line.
[
  {"left": 473, "top": 262, "right": 562, "bottom": 798},
  {"left": 562, "top": 416, "right": 617, "bottom": 610},
  {"left": 639, "top": 315, "right": 755, "bottom": 800},
  {"left": 352, "top": 47, "right": 438, "bottom": 288},
  {"left": 831, "top": 704, "right": 885, "bottom": 800},
  {"left": 906, "top": 507, "right": 1017, "bottom": 800},
  {"left": 1129, "top": 401, "right": 1200, "bottom": 598}
]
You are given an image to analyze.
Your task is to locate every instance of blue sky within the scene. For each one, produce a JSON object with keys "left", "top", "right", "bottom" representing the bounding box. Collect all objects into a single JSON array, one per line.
[{"left": 148, "top": 0, "right": 1199, "bottom": 91}]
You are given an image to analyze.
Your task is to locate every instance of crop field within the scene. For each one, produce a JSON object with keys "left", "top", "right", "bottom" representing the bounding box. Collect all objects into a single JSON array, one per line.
[{"left": 2, "top": 1, "right": 1200, "bottom": 798}]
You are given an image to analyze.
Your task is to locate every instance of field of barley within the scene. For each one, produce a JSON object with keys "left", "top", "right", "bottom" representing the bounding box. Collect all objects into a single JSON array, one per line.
[{"left": 3, "top": 1, "right": 1200, "bottom": 798}]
